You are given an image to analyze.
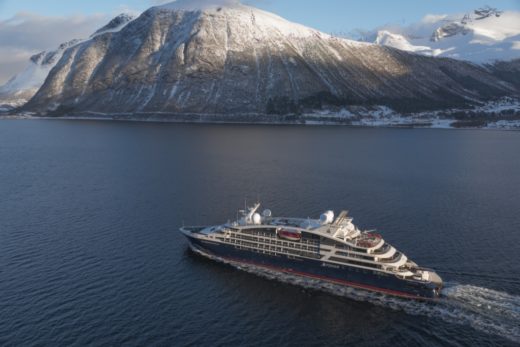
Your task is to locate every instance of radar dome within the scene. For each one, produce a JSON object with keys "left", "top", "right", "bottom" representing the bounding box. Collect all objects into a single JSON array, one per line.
[
  {"left": 320, "top": 210, "right": 334, "bottom": 224},
  {"left": 252, "top": 213, "right": 262, "bottom": 225}
]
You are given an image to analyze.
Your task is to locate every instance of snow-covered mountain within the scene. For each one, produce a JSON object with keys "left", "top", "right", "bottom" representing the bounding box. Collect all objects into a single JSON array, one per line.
[
  {"left": 23, "top": 0, "right": 518, "bottom": 118},
  {"left": 0, "top": 13, "right": 135, "bottom": 109},
  {"left": 368, "top": 6, "right": 520, "bottom": 63},
  {"left": 0, "top": 39, "right": 82, "bottom": 109}
]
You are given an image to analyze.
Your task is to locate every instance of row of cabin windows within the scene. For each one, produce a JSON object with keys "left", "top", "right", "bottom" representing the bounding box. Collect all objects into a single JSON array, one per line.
[
  {"left": 228, "top": 239, "right": 319, "bottom": 255},
  {"left": 229, "top": 233, "right": 319, "bottom": 250},
  {"left": 320, "top": 237, "right": 368, "bottom": 253},
  {"left": 335, "top": 251, "right": 374, "bottom": 261},
  {"left": 226, "top": 233, "right": 377, "bottom": 261},
  {"left": 239, "top": 228, "right": 277, "bottom": 236},
  {"left": 233, "top": 228, "right": 321, "bottom": 241},
  {"left": 328, "top": 256, "right": 382, "bottom": 269},
  {"left": 231, "top": 239, "right": 321, "bottom": 259}
]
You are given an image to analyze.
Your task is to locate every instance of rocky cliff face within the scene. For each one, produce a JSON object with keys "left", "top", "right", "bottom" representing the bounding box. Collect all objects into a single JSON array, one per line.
[{"left": 25, "top": 2, "right": 518, "bottom": 116}]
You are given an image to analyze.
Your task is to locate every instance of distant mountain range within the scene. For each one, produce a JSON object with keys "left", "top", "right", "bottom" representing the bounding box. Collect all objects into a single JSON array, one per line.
[
  {"left": 2, "top": 2, "right": 519, "bottom": 128},
  {"left": 0, "top": 14, "right": 135, "bottom": 110},
  {"left": 364, "top": 6, "right": 520, "bottom": 63}
]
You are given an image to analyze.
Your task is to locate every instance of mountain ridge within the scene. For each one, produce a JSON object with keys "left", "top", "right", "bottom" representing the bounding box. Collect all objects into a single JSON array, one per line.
[
  {"left": 366, "top": 7, "right": 520, "bottom": 63},
  {"left": 15, "top": 2, "right": 520, "bottom": 120}
]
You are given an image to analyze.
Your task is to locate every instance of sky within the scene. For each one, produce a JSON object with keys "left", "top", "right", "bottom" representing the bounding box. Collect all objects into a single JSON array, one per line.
[
  {"left": 1, "top": 1, "right": 519, "bottom": 33},
  {"left": 0, "top": 0, "right": 519, "bottom": 84}
]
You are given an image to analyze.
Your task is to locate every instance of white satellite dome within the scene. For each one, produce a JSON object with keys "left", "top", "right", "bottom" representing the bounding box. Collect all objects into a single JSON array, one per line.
[
  {"left": 262, "top": 209, "right": 272, "bottom": 217},
  {"left": 252, "top": 213, "right": 262, "bottom": 225},
  {"left": 320, "top": 210, "right": 334, "bottom": 224}
]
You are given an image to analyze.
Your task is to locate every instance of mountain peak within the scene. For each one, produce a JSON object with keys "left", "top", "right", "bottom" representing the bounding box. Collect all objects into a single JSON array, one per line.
[
  {"left": 473, "top": 6, "right": 503, "bottom": 20},
  {"left": 91, "top": 13, "right": 136, "bottom": 38},
  {"left": 150, "top": 0, "right": 327, "bottom": 40},
  {"left": 157, "top": 0, "right": 242, "bottom": 11}
]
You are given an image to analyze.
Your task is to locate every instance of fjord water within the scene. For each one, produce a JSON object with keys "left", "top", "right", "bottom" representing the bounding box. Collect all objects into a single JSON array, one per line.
[{"left": 1, "top": 119, "right": 519, "bottom": 346}]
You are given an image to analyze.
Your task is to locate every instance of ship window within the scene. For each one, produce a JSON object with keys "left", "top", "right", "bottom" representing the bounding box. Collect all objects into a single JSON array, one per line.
[
  {"left": 329, "top": 256, "right": 349, "bottom": 264},
  {"left": 320, "top": 238, "right": 336, "bottom": 246}
]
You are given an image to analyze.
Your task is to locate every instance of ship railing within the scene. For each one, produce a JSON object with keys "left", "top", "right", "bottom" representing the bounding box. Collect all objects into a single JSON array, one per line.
[
  {"left": 377, "top": 252, "right": 402, "bottom": 263},
  {"left": 354, "top": 232, "right": 383, "bottom": 248},
  {"left": 269, "top": 217, "right": 303, "bottom": 228},
  {"left": 180, "top": 226, "right": 207, "bottom": 233},
  {"left": 372, "top": 243, "right": 391, "bottom": 254},
  {"left": 413, "top": 266, "right": 437, "bottom": 273}
]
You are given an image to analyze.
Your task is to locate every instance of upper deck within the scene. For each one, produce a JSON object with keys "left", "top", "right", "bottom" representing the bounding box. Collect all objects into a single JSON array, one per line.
[{"left": 229, "top": 204, "right": 383, "bottom": 252}]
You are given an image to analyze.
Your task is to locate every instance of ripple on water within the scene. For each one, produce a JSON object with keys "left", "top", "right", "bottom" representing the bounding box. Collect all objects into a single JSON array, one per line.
[{"left": 1, "top": 121, "right": 519, "bottom": 346}]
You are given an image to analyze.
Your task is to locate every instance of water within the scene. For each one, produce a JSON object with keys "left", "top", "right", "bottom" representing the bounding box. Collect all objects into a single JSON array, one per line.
[{"left": 0, "top": 119, "right": 519, "bottom": 346}]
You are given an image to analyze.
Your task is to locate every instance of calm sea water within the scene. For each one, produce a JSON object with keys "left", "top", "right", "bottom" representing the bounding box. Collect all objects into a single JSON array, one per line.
[{"left": 0, "top": 119, "right": 519, "bottom": 346}]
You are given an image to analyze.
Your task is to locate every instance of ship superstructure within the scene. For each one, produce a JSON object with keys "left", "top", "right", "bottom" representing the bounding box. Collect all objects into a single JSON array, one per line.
[{"left": 180, "top": 203, "right": 443, "bottom": 299}]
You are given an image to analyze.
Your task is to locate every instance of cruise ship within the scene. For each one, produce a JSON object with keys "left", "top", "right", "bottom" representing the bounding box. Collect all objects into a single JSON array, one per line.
[{"left": 180, "top": 203, "right": 443, "bottom": 299}]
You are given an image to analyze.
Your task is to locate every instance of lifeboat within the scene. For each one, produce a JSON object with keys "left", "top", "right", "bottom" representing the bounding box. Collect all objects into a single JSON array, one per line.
[{"left": 277, "top": 229, "right": 301, "bottom": 241}]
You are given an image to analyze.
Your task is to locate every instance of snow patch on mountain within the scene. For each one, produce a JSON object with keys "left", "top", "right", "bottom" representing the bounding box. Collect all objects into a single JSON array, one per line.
[
  {"left": 155, "top": 0, "right": 331, "bottom": 40},
  {"left": 375, "top": 31, "right": 439, "bottom": 56},
  {"left": 366, "top": 7, "right": 520, "bottom": 63}
]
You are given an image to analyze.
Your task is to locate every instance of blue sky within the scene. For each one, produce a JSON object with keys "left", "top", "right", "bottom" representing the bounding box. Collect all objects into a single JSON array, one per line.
[{"left": 1, "top": 0, "right": 519, "bottom": 34}]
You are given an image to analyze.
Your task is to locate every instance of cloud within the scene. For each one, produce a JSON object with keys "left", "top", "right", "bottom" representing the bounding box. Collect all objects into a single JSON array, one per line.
[
  {"left": 154, "top": 0, "right": 241, "bottom": 10},
  {"left": 0, "top": 12, "right": 108, "bottom": 84},
  {"left": 422, "top": 14, "right": 449, "bottom": 24},
  {"left": 149, "top": 0, "right": 175, "bottom": 5}
]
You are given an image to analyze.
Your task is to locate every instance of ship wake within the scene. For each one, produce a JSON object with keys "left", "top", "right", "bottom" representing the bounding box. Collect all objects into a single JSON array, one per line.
[{"left": 191, "top": 246, "right": 520, "bottom": 343}]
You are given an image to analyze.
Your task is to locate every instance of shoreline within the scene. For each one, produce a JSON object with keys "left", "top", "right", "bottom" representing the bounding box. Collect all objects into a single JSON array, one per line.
[{"left": 1, "top": 112, "right": 520, "bottom": 130}]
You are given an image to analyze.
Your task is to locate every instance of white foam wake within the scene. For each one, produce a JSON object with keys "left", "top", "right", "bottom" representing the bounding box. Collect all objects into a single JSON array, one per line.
[{"left": 191, "top": 246, "right": 520, "bottom": 343}]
